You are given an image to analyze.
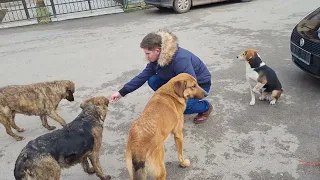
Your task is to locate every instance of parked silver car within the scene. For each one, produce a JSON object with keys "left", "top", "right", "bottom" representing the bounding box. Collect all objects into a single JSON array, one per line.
[{"left": 145, "top": 0, "right": 252, "bottom": 13}]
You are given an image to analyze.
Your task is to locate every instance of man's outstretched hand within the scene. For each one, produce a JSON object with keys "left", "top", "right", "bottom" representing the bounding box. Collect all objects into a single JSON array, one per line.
[{"left": 109, "top": 92, "right": 122, "bottom": 102}]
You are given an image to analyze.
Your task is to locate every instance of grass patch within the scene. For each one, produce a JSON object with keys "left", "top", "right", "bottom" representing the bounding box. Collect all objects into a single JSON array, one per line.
[
  {"left": 36, "top": 7, "right": 51, "bottom": 23},
  {"left": 123, "top": 3, "right": 153, "bottom": 12}
]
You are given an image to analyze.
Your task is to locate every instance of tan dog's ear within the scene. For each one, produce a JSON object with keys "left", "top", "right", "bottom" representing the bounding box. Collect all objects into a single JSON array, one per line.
[{"left": 174, "top": 81, "right": 186, "bottom": 98}]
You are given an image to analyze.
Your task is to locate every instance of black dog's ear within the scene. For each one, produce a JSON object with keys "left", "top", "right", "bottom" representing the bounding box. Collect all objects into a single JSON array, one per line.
[{"left": 174, "top": 81, "right": 186, "bottom": 98}]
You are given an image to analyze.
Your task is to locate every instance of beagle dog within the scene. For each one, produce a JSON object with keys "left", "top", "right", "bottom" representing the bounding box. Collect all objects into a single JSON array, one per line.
[{"left": 237, "top": 49, "right": 283, "bottom": 105}]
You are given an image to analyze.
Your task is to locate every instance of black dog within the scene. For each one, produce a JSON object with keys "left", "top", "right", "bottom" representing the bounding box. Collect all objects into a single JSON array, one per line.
[{"left": 14, "top": 96, "right": 111, "bottom": 180}]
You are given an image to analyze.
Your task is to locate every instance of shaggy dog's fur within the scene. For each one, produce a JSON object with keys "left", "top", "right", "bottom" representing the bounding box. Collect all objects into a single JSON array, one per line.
[{"left": 14, "top": 96, "right": 111, "bottom": 180}]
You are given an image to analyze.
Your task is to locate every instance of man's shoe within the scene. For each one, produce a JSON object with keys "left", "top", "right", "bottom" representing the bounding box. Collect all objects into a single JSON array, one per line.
[{"left": 193, "top": 103, "right": 213, "bottom": 124}]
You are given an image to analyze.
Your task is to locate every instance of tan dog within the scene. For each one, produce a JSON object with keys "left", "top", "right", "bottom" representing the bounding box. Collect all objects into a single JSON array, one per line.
[
  {"left": 14, "top": 96, "right": 111, "bottom": 180},
  {"left": 0, "top": 80, "right": 75, "bottom": 141},
  {"left": 125, "top": 73, "right": 208, "bottom": 180}
]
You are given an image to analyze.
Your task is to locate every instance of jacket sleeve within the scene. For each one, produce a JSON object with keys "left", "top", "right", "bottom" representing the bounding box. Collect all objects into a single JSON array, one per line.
[
  {"left": 119, "top": 62, "right": 156, "bottom": 97},
  {"left": 173, "top": 58, "right": 197, "bottom": 79}
]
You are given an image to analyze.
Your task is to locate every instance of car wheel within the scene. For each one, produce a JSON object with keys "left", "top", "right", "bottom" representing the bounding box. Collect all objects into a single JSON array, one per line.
[{"left": 173, "top": 0, "right": 191, "bottom": 13}]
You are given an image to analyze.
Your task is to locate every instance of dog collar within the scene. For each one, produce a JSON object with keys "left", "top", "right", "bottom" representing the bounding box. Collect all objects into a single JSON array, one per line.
[
  {"left": 249, "top": 53, "right": 263, "bottom": 69},
  {"left": 253, "top": 62, "right": 266, "bottom": 70}
]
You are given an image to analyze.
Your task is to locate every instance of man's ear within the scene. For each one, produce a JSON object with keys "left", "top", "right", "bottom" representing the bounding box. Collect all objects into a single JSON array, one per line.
[
  {"left": 155, "top": 47, "right": 161, "bottom": 55},
  {"left": 174, "top": 81, "right": 186, "bottom": 98}
]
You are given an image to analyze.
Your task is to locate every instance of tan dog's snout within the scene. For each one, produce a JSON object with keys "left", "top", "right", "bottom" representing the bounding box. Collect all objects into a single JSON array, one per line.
[
  {"left": 191, "top": 84, "right": 208, "bottom": 100},
  {"left": 173, "top": 73, "right": 210, "bottom": 100},
  {"left": 174, "top": 80, "right": 208, "bottom": 100},
  {"left": 198, "top": 87, "right": 208, "bottom": 99}
]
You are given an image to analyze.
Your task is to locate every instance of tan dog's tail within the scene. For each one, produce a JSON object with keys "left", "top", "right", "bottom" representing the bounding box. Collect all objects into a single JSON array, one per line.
[
  {"left": 132, "top": 156, "right": 147, "bottom": 180},
  {"left": 126, "top": 149, "right": 147, "bottom": 180}
]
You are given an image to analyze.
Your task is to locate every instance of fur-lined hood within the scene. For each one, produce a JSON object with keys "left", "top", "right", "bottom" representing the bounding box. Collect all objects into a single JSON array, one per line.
[{"left": 156, "top": 30, "right": 179, "bottom": 67}]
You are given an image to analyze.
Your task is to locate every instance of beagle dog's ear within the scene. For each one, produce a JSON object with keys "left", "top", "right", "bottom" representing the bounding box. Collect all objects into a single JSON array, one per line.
[
  {"left": 245, "top": 49, "right": 256, "bottom": 61},
  {"left": 174, "top": 80, "right": 186, "bottom": 98}
]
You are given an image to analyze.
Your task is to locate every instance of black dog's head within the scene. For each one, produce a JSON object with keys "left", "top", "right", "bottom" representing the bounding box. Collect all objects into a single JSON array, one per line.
[{"left": 80, "top": 96, "right": 109, "bottom": 121}]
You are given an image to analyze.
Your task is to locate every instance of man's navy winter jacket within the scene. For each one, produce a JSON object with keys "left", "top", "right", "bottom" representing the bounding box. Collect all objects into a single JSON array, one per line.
[{"left": 119, "top": 31, "right": 211, "bottom": 97}]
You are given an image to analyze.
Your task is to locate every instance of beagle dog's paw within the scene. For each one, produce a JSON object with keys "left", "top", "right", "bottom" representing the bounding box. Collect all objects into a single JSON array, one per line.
[{"left": 270, "top": 99, "right": 276, "bottom": 105}]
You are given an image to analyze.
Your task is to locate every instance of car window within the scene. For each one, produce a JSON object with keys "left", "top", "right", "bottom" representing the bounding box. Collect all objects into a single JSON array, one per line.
[{"left": 310, "top": 12, "right": 320, "bottom": 20}]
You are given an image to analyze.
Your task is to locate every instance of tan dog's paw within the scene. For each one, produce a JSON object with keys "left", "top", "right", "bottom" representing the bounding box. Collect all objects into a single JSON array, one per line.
[
  {"left": 249, "top": 100, "right": 255, "bottom": 106},
  {"left": 179, "top": 159, "right": 190, "bottom": 168}
]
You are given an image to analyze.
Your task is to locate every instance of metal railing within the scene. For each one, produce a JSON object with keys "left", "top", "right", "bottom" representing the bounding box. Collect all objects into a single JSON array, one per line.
[{"left": 0, "top": 0, "right": 123, "bottom": 23}]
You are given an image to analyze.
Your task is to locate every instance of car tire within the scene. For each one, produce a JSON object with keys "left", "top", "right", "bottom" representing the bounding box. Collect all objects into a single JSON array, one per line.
[{"left": 173, "top": 0, "right": 191, "bottom": 13}]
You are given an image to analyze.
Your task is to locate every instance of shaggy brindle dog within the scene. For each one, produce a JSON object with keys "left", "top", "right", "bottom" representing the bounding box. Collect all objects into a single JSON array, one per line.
[{"left": 0, "top": 80, "right": 75, "bottom": 141}]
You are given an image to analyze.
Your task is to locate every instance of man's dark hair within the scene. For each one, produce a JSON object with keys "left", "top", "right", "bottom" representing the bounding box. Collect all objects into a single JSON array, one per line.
[{"left": 140, "top": 33, "right": 162, "bottom": 50}]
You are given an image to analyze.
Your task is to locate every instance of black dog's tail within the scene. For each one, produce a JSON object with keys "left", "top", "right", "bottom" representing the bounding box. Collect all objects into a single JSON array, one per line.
[
  {"left": 14, "top": 153, "right": 31, "bottom": 180},
  {"left": 131, "top": 156, "right": 147, "bottom": 180}
]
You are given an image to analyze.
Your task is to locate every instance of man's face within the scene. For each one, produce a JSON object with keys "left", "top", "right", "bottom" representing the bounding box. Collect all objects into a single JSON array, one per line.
[{"left": 143, "top": 48, "right": 161, "bottom": 62}]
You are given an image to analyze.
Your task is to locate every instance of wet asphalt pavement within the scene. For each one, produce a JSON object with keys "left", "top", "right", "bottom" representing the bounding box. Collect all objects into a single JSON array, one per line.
[{"left": 1, "top": 0, "right": 320, "bottom": 179}]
